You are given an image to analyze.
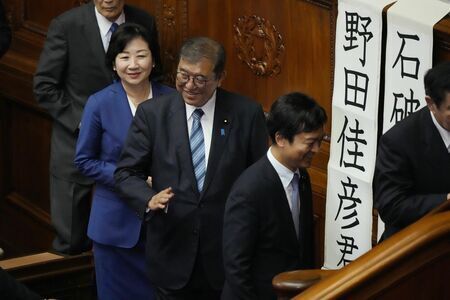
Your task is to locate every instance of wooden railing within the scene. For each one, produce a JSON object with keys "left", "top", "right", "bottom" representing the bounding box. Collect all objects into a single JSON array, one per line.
[
  {"left": 0, "top": 252, "right": 95, "bottom": 299},
  {"left": 273, "top": 202, "right": 450, "bottom": 299}
]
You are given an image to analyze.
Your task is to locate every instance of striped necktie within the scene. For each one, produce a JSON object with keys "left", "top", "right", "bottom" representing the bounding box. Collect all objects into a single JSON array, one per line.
[
  {"left": 290, "top": 173, "right": 300, "bottom": 238},
  {"left": 190, "top": 109, "right": 206, "bottom": 192},
  {"left": 110, "top": 22, "right": 119, "bottom": 34},
  {"left": 106, "top": 23, "right": 119, "bottom": 51}
]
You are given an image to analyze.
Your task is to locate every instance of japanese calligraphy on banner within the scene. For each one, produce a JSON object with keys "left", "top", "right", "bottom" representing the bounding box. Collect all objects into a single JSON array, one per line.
[
  {"left": 382, "top": 0, "right": 450, "bottom": 133},
  {"left": 378, "top": 0, "right": 450, "bottom": 242},
  {"left": 323, "top": 0, "right": 394, "bottom": 270}
]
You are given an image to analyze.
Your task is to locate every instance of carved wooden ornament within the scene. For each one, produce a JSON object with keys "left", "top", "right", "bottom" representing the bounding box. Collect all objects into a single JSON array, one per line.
[
  {"left": 75, "top": 0, "right": 89, "bottom": 6},
  {"left": 234, "top": 15, "right": 285, "bottom": 77}
]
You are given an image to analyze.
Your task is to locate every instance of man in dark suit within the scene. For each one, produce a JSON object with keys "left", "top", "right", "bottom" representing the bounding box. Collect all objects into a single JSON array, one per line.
[
  {"left": 115, "top": 37, "right": 268, "bottom": 299},
  {"left": 33, "top": 0, "right": 160, "bottom": 255},
  {"left": 222, "top": 92, "right": 327, "bottom": 300},
  {"left": 374, "top": 61, "right": 450, "bottom": 241}
]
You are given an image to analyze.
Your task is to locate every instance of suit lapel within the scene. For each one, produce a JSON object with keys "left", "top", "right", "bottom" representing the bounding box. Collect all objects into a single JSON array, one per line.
[
  {"left": 169, "top": 93, "right": 199, "bottom": 195},
  {"left": 82, "top": 3, "right": 111, "bottom": 81},
  {"left": 201, "top": 90, "right": 233, "bottom": 196},
  {"left": 111, "top": 82, "right": 133, "bottom": 143},
  {"left": 263, "top": 157, "right": 300, "bottom": 250}
]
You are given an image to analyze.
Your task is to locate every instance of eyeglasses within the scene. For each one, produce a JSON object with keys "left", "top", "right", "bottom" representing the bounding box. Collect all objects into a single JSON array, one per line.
[{"left": 176, "top": 71, "right": 212, "bottom": 88}]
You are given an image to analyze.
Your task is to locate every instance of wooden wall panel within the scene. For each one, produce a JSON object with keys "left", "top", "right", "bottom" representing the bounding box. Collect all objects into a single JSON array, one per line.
[
  {"left": 182, "top": 0, "right": 335, "bottom": 266},
  {"left": 0, "top": 0, "right": 69, "bottom": 257},
  {"left": 0, "top": 0, "right": 335, "bottom": 265},
  {"left": 152, "top": 0, "right": 188, "bottom": 83},
  {"left": 24, "top": 0, "right": 76, "bottom": 30},
  {"left": 0, "top": 0, "right": 448, "bottom": 268},
  {"left": 9, "top": 103, "right": 51, "bottom": 213}
]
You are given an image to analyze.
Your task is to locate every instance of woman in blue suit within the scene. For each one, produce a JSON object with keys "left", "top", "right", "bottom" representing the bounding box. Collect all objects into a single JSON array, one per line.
[{"left": 75, "top": 23, "right": 174, "bottom": 299}]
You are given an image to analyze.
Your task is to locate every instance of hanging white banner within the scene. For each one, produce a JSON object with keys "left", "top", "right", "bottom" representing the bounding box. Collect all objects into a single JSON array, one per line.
[
  {"left": 378, "top": 0, "right": 450, "bottom": 241},
  {"left": 323, "top": 0, "right": 394, "bottom": 270},
  {"left": 382, "top": 0, "right": 450, "bottom": 134}
]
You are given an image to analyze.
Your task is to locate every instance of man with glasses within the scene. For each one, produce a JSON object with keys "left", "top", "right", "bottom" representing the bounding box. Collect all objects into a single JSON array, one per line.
[{"left": 115, "top": 36, "right": 268, "bottom": 299}]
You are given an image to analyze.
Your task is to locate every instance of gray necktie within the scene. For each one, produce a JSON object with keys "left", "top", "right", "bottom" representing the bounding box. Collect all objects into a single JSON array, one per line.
[{"left": 190, "top": 109, "right": 205, "bottom": 192}]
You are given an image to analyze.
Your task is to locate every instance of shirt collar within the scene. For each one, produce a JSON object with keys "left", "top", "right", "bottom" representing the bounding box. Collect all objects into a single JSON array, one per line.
[
  {"left": 94, "top": 6, "right": 125, "bottom": 38},
  {"left": 267, "top": 146, "right": 299, "bottom": 189},
  {"left": 185, "top": 90, "right": 217, "bottom": 120},
  {"left": 430, "top": 111, "right": 450, "bottom": 151}
]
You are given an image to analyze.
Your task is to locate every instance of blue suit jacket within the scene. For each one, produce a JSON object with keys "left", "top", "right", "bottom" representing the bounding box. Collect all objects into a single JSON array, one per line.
[
  {"left": 75, "top": 81, "right": 174, "bottom": 248},
  {"left": 34, "top": 2, "right": 161, "bottom": 184}
]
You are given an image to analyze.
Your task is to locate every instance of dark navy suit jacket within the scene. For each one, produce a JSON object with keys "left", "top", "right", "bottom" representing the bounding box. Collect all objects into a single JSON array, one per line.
[
  {"left": 222, "top": 155, "right": 314, "bottom": 300},
  {"left": 374, "top": 106, "right": 450, "bottom": 240},
  {"left": 114, "top": 88, "right": 268, "bottom": 289},
  {"left": 75, "top": 81, "right": 174, "bottom": 247}
]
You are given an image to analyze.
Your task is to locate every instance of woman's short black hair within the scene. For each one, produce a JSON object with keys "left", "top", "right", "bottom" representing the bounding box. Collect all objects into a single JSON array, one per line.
[
  {"left": 105, "top": 22, "right": 154, "bottom": 79},
  {"left": 267, "top": 92, "right": 327, "bottom": 143}
]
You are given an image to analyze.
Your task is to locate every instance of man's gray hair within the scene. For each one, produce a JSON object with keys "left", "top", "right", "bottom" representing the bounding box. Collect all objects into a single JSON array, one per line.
[{"left": 179, "top": 37, "right": 226, "bottom": 79}]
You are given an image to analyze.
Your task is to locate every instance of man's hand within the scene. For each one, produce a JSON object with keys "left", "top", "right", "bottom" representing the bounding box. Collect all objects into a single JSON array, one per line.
[
  {"left": 146, "top": 176, "right": 152, "bottom": 187},
  {"left": 148, "top": 187, "right": 174, "bottom": 211},
  {"left": 447, "top": 193, "right": 450, "bottom": 201}
]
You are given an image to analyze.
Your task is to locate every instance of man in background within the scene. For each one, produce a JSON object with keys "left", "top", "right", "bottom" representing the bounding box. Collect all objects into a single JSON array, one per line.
[
  {"left": 115, "top": 37, "right": 268, "bottom": 299},
  {"left": 222, "top": 92, "right": 327, "bottom": 300},
  {"left": 33, "top": 0, "right": 160, "bottom": 255},
  {"left": 374, "top": 61, "right": 450, "bottom": 241}
]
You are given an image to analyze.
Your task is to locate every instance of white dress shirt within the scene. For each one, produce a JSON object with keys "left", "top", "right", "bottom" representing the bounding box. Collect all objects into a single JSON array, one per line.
[
  {"left": 127, "top": 87, "right": 153, "bottom": 117},
  {"left": 94, "top": 7, "right": 125, "bottom": 52},
  {"left": 267, "top": 147, "right": 300, "bottom": 212},
  {"left": 185, "top": 90, "right": 216, "bottom": 168}
]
